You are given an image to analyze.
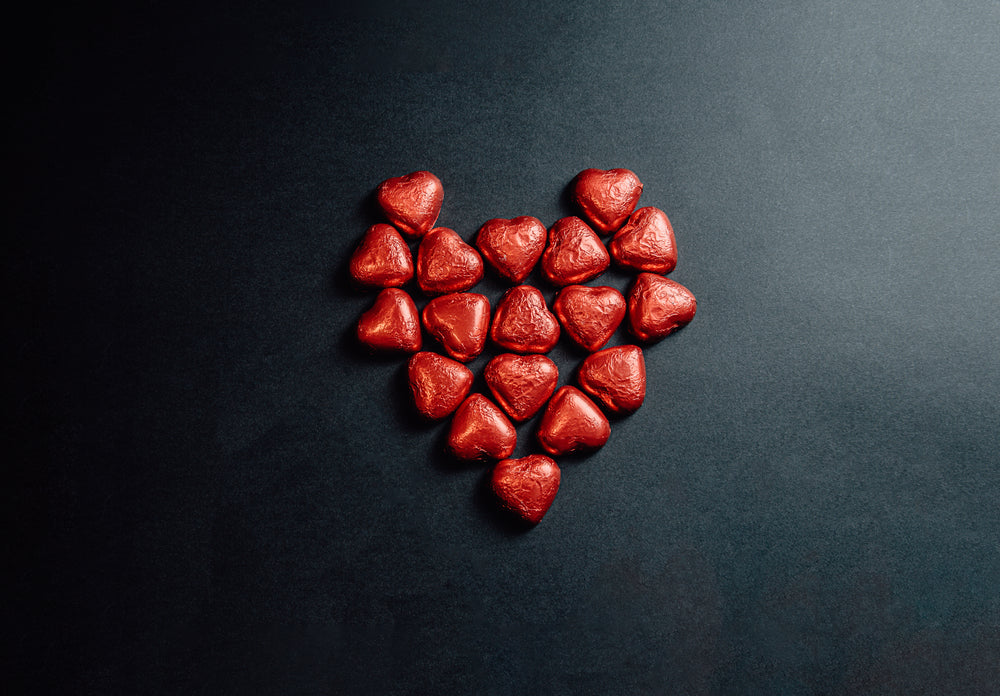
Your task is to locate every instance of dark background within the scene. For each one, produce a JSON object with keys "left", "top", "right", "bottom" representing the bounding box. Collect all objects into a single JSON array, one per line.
[{"left": 7, "top": 1, "right": 1000, "bottom": 693}]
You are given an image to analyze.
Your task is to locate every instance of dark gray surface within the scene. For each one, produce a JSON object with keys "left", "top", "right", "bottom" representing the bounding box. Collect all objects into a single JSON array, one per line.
[{"left": 9, "top": 1, "right": 1000, "bottom": 693}]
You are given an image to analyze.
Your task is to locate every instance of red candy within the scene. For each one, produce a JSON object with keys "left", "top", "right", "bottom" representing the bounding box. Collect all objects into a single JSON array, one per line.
[
  {"left": 572, "top": 168, "right": 643, "bottom": 234},
  {"left": 356, "top": 288, "right": 422, "bottom": 353},
  {"left": 352, "top": 168, "right": 700, "bottom": 527},
  {"left": 483, "top": 353, "right": 559, "bottom": 422},
  {"left": 552, "top": 285, "right": 625, "bottom": 352},
  {"left": 407, "top": 352, "right": 474, "bottom": 420},
  {"left": 416, "top": 227, "right": 484, "bottom": 296},
  {"left": 490, "top": 285, "right": 560, "bottom": 354},
  {"left": 609, "top": 207, "right": 677, "bottom": 274},
  {"left": 536, "top": 385, "right": 610, "bottom": 456},
  {"left": 349, "top": 223, "right": 414, "bottom": 288},
  {"left": 491, "top": 455, "right": 561, "bottom": 524},
  {"left": 475, "top": 216, "right": 547, "bottom": 283},
  {"left": 422, "top": 292, "right": 490, "bottom": 362},
  {"left": 376, "top": 170, "right": 443, "bottom": 238},
  {"left": 448, "top": 394, "right": 517, "bottom": 462},
  {"left": 540, "top": 217, "right": 610, "bottom": 286},
  {"left": 627, "top": 273, "right": 697, "bottom": 342},
  {"left": 577, "top": 345, "right": 646, "bottom": 415}
]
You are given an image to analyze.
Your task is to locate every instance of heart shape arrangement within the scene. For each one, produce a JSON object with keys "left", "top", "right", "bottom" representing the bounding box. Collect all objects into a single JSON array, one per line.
[{"left": 350, "top": 168, "right": 697, "bottom": 526}]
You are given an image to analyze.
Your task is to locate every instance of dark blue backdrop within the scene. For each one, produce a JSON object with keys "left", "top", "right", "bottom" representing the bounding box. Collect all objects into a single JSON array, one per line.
[{"left": 8, "top": 1, "right": 1000, "bottom": 693}]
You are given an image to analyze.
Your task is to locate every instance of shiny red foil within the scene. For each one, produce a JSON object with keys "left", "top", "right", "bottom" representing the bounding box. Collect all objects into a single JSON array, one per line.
[
  {"left": 490, "top": 285, "right": 560, "bottom": 354},
  {"left": 475, "top": 216, "right": 547, "bottom": 283},
  {"left": 422, "top": 292, "right": 490, "bottom": 362},
  {"left": 536, "top": 385, "right": 610, "bottom": 456},
  {"left": 483, "top": 353, "right": 559, "bottom": 422},
  {"left": 349, "top": 223, "right": 414, "bottom": 289},
  {"left": 416, "top": 227, "right": 484, "bottom": 296},
  {"left": 447, "top": 394, "right": 517, "bottom": 462},
  {"left": 577, "top": 345, "right": 646, "bottom": 415},
  {"left": 572, "top": 168, "right": 643, "bottom": 234},
  {"left": 491, "top": 455, "right": 561, "bottom": 525},
  {"left": 627, "top": 273, "right": 697, "bottom": 342},
  {"left": 552, "top": 284, "right": 626, "bottom": 352},
  {"left": 540, "top": 216, "right": 610, "bottom": 286},
  {"left": 376, "top": 170, "right": 443, "bottom": 238},
  {"left": 407, "top": 351, "right": 474, "bottom": 420},
  {"left": 356, "top": 288, "right": 422, "bottom": 353},
  {"left": 609, "top": 206, "right": 677, "bottom": 274}
]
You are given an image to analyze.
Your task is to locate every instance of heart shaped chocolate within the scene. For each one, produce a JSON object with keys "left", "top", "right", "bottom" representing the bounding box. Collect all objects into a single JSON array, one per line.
[
  {"left": 491, "top": 455, "right": 561, "bottom": 525},
  {"left": 609, "top": 206, "right": 677, "bottom": 274},
  {"left": 572, "top": 168, "right": 643, "bottom": 234},
  {"left": 552, "top": 284, "right": 626, "bottom": 352},
  {"left": 540, "top": 217, "right": 610, "bottom": 286},
  {"left": 490, "top": 285, "right": 560, "bottom": 354},
  {"left": 536, "top": 385, "right": 610, "bottom": 456},
  {"left": 627, "top": 273, "right": 697, "bottom": 342},
  {"left": 407, "top": 351, "right": 474, "bottom": 420},
  {"left": 483, "top": 353, "right": 559, "bottom": 422},
  {"left": 577, "top": 345, "right": 646, "bottom": 415},
  {"left": 448, "top": 393, "right": 517, "bottom": 462},
  {"left": 356, "top": 288, "right": 422, "bottom": 353},
  {"left": 475, "top": 216, "right": 547, "bottom": 283},
  {"left": 349, "top": 223, "right": 414, "bottom": 289},
  {"left": 376, "top": 170, "right": 444, "bottom": 238},
  {"left": 422, "top": 292, "right": 490, "bottom": 362},
  {"left": 416, "top": 227, "right": 484, "bottom": 296}
]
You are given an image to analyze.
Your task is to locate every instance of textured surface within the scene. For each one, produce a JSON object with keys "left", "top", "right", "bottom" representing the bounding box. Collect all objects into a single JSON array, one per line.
[
  {"left": 491, "top": 455, "right": 562, "bottom": 525},
  {"left": 537, "top": 386, "right": 612, "bottom": 456},
  {"left": 10, "top": 0, "right": 1000, "bottom": 693},
  {"left": 489, "top": 285, "right": 561, "bottom": 353},
  {"left": 421, "top": 292, "right": 490, "bottom": 362}
]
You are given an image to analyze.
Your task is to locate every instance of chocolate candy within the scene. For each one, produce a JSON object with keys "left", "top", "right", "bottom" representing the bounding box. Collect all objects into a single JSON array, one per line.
[
  {"left": 577, "top": 345, "right": 646, "bottom": 415},
  {"left": 609, "top": 206, "right": 677, "bottom": 274},
  {"left": 422, "top": 292, "right": 490, "bottom": 363},
  {"left": 376, "top": 170, "right": 443, "bottom": 238},
  {"left": 572, "top": 168, "right": 643, "bottom": 234},
  {"left": 416, "top": 227, "right": 484, "bottom": 296},
  {"left": 491, "top": 455, "right": 561, "bottom": 524},
  {"left": 356, "top": 288, "right": 422, "bottom": 353},
  {"left": 349, "top": 223, "right": 414, "bottom": 288},
  {"left": 552, "top": 284, "right": 626, "bottom": 352},
  {"left": 536, "top": 385, "right": 610, "bottom": 456},
  {"left": 540, "top": 216, "right": 610, "bottom": 286},
  {"left": 627, "top": 273, "right": 697, "bottom": 342},
  {"left": 490, "top": 285, "right": 560, "bottom": 354},
  {"left": 475, "top": 216, "right": 547, "bottom": 283},
  {"left": 408, "top": 351, "right": 474, "bottom": 420},
  {"left": 483, "top": 353, "right": 559, "bottom": 422},
  {"left": 448, "top": 394, "right": 517, "bottom": 462}
]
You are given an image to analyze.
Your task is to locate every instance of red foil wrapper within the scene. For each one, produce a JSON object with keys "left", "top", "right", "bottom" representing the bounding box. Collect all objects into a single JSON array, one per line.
[
  {"left": 349, "top": 223, "right": 414, "bottom": 289},
  {"left": 572, "top": 168, "right": 643, "bottom": 234},
  {"left": 416, "top": 227, "right": 484, "bottom": 296},
  {"left": 407, "top": 351, "right": 474, "bottom": 420},
  {"left": 491, "top": 455, "right": 561, "bottom": 525},
  {"left": 422, "top": 292, "right": 490, "bottom": 362},
  {"left": 536, "top": 385, "right": 611, "bottom": 456},
  {"left": 627, "top": 273, "right": 697, "bottom": 342},
  {"left": 475, "top": 216, "right": 547, "bottom": 284},
  {"left": 356, "top": 288, "right": 422, "bottom": 353},
  {"left": 540, "top": 216, "right": 610, "bottom": 286},
  {"left": 490, "top": 285, "right": 560, "bottom": 354},
  {"left": 577, "top": 345, "right": 646, "bottom": 415},
  {"left": 376, "top": 170, "right": 443, "bottom": 238},
  {"left": 447, "top": 394, "right": 517, "bottom": 462},
  {"left": 483, "top": 353, "right": 559, "bottom": 422},
  {"left": 609, "top": 206, "right": 677, "bottom": 274},
  {"left": 552, "top": 284, "right": 626, "bottom": 352}
]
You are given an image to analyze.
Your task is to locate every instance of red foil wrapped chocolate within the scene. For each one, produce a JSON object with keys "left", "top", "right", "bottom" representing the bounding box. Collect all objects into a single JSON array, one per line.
[
  {"left": 536, "top": 385, "right": 611, "bottom": 456},
  {"left": 448, "top": 394, "right": 517, "bottom": 462},
  {"left": 491, "top": 455, "right": 561, "bottom": 525},
  {"left": 422, "top": 292, "right": 490, "bottom": 362},
  {"left": 376, "top": 170, "right": 443, "bottom": 238},
  {"left": 540, "top": 216, "right": 610, "bottom": 286},
  {"left": 627, "top": 273, "right": 697, "bottom": 342},
  {"left": 577, "top": 345, "right": 646, "bottom": 415},
  {"left": 475, "top": 216, "right": 547, "bottom": 283},
  {"left": 608, "top": 206, "right": 677, "bottom": 274},
  {"left": 490, "top": 285, "right": 560, "bottom": 354},
  {"left": 552, "top": 284, "right": 626, "bottom": 352},
  {"left": 416, "top": 227, "right": 484, "bottom": 296},
  {"left": 483, "top": 353, "right": 559, "bottom": 422},
  {"left": 572, "top": 168, "right": 643, "bottom": 234},
  {"left": 407, "top": 351, "right": 474, "bottom": 420},
  {"left": 356, "top": 288, "right": 422, "bottom": 353},
  {"left": 349, "top": 223, "right": 414, "bottom": 289}
]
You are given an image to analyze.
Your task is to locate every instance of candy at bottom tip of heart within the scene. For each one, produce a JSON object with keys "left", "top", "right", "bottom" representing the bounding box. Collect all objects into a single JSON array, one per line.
[{"left": 491, "top": 454, "right": 561, "bottom": 525}]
